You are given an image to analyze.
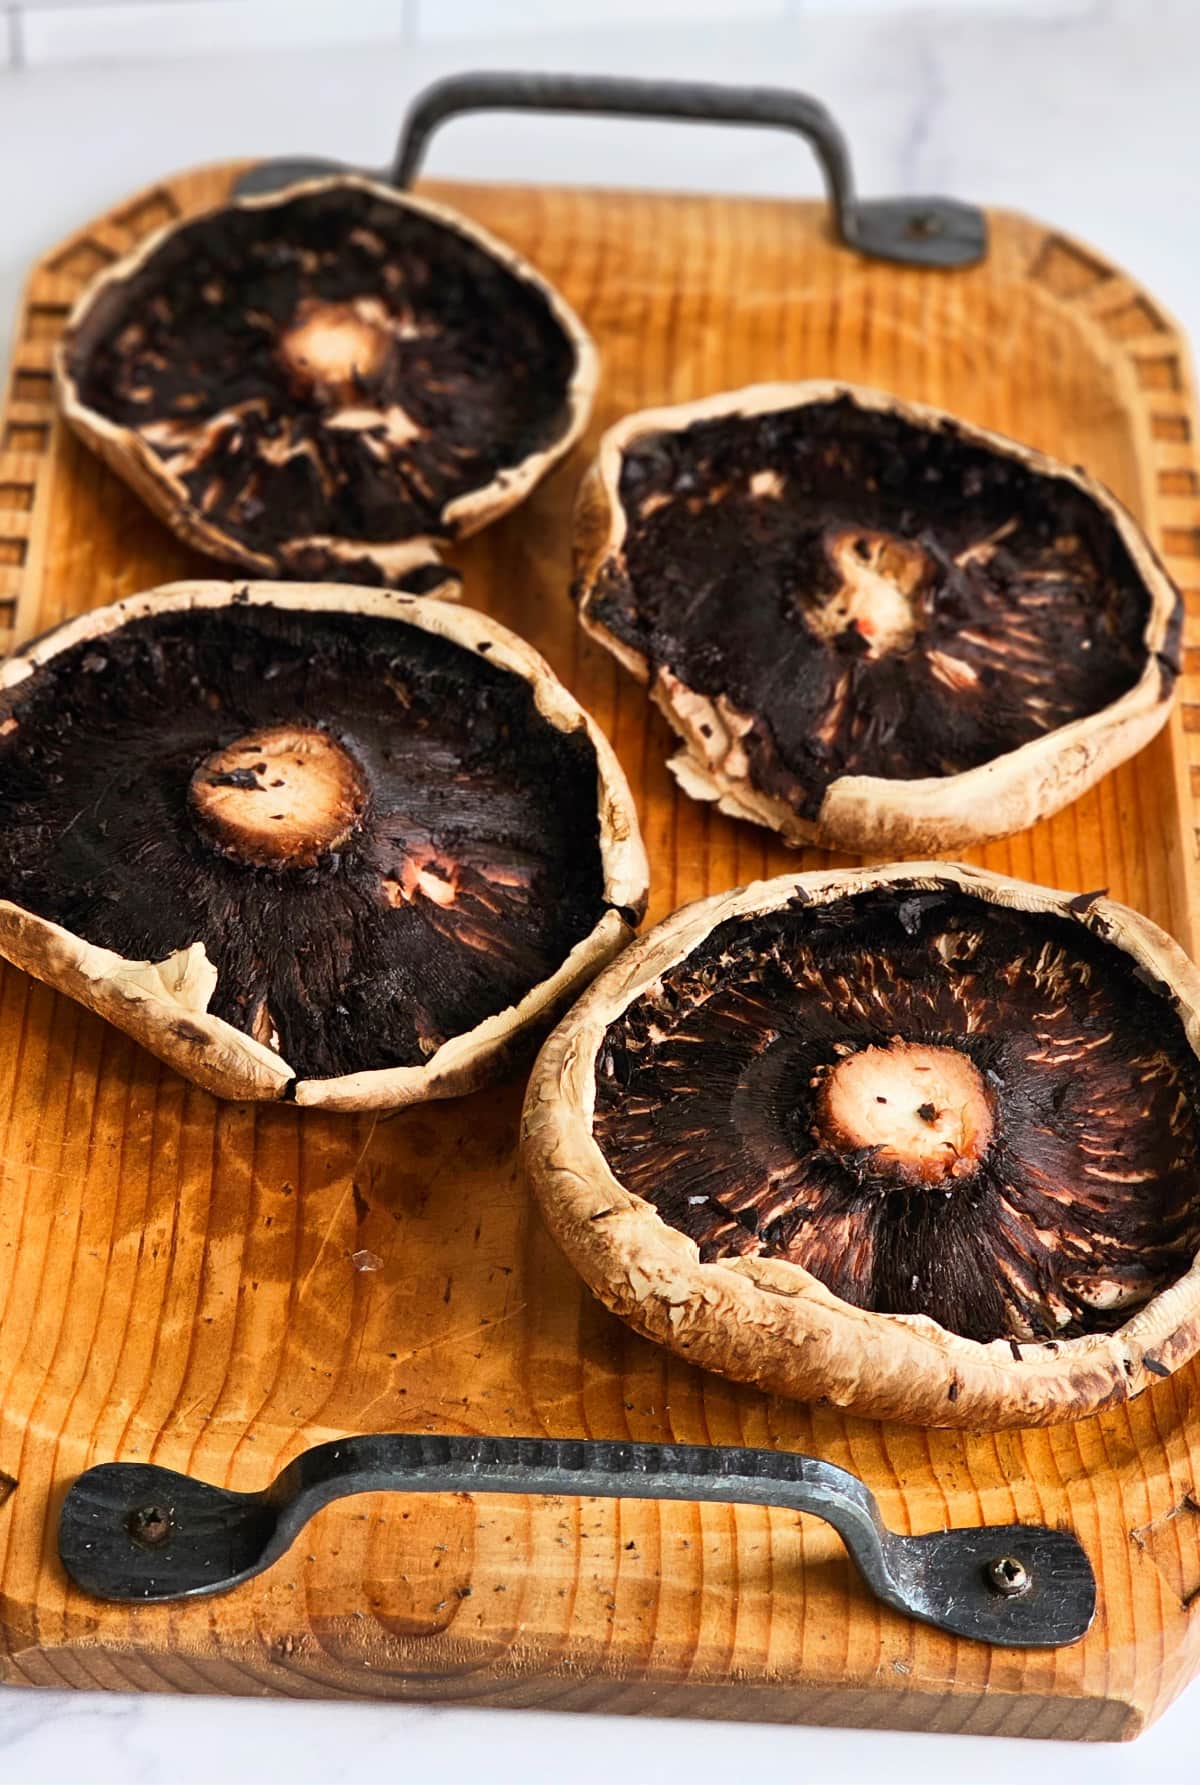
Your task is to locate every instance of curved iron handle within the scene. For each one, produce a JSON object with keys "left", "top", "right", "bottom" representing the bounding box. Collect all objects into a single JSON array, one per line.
[
  {"left": 390, "top": 71, "right": 985, "bottom": 268},
  {"left": 233, "top": 71, "right": 986, "bottom": 269},
  {"left": 59, "top": 1433, "right": 1091, "bottom": 1645},
  {"left": 394, "top": 72, "right": 857, "bottom": 213}
]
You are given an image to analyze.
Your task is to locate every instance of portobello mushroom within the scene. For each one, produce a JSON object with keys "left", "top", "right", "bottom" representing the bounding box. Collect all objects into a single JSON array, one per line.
[
  {"left": 56, "top": 176, "right": 597, "bottom": 586},
  {"left": 574, "top": 383, "right": 1181, "bottom": 854},
  {"left": 0, "top": 580, "right": 647, "bottom": 1110},
  {"left": 523, "top": 862, "right": 1200, "bottom": 1428}
]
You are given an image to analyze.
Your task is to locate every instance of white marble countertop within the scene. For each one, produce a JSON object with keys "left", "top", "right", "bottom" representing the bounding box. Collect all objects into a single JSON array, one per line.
[{"left": 2, "top": 2, "right": 1200, "bottom": 1779}]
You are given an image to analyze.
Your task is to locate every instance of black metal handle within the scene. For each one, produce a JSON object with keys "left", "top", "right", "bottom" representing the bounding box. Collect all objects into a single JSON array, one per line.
[
  {"left": 232, "top": 72, "right": 986, "bottom": 269},
  {"left": 393, "top": 73, "right": 856, "bottom": 213},
  {"left": 59, "top": 1433, "right": 1091, "bottom": 1645},
  {"left": 389, "top": 71, "right": 986, "bottom": 268}
]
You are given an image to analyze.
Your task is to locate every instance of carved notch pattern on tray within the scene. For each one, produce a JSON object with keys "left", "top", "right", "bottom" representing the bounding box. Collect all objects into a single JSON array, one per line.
[
  {"left": 1029, "top": 232, "right": 1200, "bottom": 864},
  {"left": 112, "top": 190, "right": 181, "bottom": 241},
  {"left": 0, "top": 278, "right": 55, "bottom": 644},
  {"left": 0, "top": 186, "right": 183, "bottom": 651}
]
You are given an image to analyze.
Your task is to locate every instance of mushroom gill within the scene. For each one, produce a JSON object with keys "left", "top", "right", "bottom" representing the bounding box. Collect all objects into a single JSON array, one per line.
[{"left": 591, "top": 886, "right": 1200, "bottom": 1345}]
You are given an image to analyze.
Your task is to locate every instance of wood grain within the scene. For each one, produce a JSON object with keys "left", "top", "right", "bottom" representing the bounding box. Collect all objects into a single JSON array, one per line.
[{"left": 1, "top": 167, "right": 1199, "bottom": 1739}]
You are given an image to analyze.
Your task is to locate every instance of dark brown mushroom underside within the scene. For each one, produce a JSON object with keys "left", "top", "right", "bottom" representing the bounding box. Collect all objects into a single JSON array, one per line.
[
  {"left": 586, "top": 398, "right": 1173, "bottom": 818},
  {"left": 592, "top": 887, "right": 1200, "bottom": 1344},
  {"left": 66, "top": 187, "right": 579, "bottom": 580},
  {"left": 0, "top": 604, "right": 609, "bottom": 1080}
]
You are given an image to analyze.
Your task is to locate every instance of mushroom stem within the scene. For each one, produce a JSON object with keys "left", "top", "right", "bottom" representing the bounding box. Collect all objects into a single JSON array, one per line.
[
  {"left": 188, "top": 724, "right": 368, "bottom": 870},
  {"left": 277, "top": 298, "right": 390, "bottom": 403},
  {"left": 814, "top": 1041, "right": 995, "bottom": 1184},
  {"left": 806, "top": 527, "right": 931, "bottom": 657}
]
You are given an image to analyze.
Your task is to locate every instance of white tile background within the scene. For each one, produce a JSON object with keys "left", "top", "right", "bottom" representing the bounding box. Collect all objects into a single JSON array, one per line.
[{"left": 2, "top": 0, "right": 1100, "bottom": 70}]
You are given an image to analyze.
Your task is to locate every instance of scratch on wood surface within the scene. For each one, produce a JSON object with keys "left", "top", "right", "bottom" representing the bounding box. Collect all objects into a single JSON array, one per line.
[
  {"left": 295, "top": 1117, "right": 385, "bottom": 1304},
  {"left": 391, "top": 1305, "right": 529, "bottom": 1369},
  {"left": 346, "top": 1381, "right": 438, "bottom": 1428},
  {"left": 1131, "top": 1491, "right": 1200, "bottom": 1545},
  {"left": 351, "top": 1116, "right": 381, "bottom": 1178},
  {"left": 165, "top": 1393, "right": 215, "bottom": 1431},
  {"left": 294, "top": 1176, "right": 358, "bottom": 1304},
  {"left": 1131, "top": 1492, "right": 1200, "bottom": 1611}
]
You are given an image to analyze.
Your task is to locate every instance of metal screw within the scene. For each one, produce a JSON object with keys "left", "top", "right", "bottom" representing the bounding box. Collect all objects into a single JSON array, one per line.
[
  {"left": 127, "top": 1503, "right": 174, "bottom": 1548},
  {"left": 904, "top": 211, "right": 944, "bottom": 241},
  {"left": 985, "top": 1554, "right": 1030, "bottom": 1598}
]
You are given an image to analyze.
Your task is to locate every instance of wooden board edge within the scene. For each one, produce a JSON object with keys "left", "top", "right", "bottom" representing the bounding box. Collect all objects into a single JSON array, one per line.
[{"left": 0, "top": 1625, "right": 1143, "bottom": 1741}]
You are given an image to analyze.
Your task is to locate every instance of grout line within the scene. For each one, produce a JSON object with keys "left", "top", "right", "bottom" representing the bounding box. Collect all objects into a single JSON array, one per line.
[{"left": 4, "top": 5, "right": 24, "bottom": 70}]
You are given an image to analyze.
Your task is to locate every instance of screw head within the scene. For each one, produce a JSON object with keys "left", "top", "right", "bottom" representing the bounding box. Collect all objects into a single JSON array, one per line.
[
  {"left": 904, "top": 210, "right": 945, "bottom": 241},
  {"left": 127, "top": 1503, "right": 174, "bottom": 1548},
  {"left": 985, "top": 1554, "right": 1030, "bottom": 1597}
]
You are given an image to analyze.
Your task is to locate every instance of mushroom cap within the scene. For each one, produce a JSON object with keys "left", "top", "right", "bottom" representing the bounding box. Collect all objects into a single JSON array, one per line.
[
  {"left": 522, "top": 862, "right": 1200, "bottom": 1428},
  {"left": 574, "top": 382, "right": 1181, "bottom": 854},
  {"left": 0, "top": 581, "right": 647, "bottom": 1110},
  {"left": 56, "top": 175, "right": 598, "bottom": 587}
]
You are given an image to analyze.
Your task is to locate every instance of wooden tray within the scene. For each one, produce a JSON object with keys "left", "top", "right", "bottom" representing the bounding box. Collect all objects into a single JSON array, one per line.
[{"left": 2, "top": 166, "right": 1200, "bottom": 1741}]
